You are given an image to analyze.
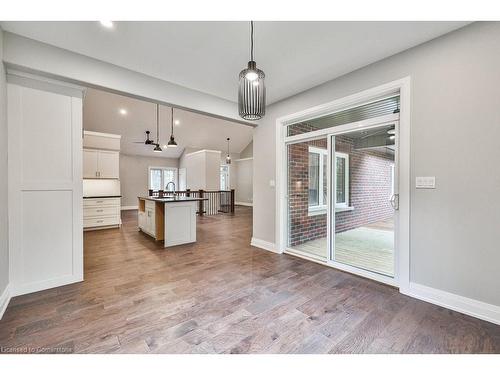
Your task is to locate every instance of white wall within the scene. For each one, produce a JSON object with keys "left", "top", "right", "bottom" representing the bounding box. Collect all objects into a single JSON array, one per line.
[
  {"left": 120, "top": 154, "right": 178, "bottom": 207},
  {"left": 253, "top": 22, "right": 500, "bottom": 307},
  {"left": 0, "top": 27, "right": 9, "bottom": 307},
  {"left": 2, "top": 32, "right": 249, "bottom": 126},
  {"left": 180, "top": 149, "right": 223, "bottom": 191},
  {"left": 182, "top": 150, "right": 206, "bottom": 191},
  {"left": 205, "top": 151, "right": 222, "bottom": 191}
]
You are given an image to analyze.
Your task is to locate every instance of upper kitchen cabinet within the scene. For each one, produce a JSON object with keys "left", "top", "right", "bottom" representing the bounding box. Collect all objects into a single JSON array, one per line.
[
  {"left": 83, "top": 149, "right": 119, "bottom": 179},
  {"left": 83, "top": 131, "right": 121, "bottom": 179}
]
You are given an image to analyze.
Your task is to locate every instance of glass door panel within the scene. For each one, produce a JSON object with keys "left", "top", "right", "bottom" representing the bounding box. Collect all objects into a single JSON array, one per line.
[
  {"left": 287, "top": 137, "right": 329, "bottom": 260},
  {"left": 332, "top": 125, "right": 396, "bottom": 277}
]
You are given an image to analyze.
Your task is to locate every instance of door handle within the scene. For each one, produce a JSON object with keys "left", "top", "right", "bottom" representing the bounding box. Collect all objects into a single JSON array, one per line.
[{"left": 390, "top": 194, "right": 399, "bottom": 210}]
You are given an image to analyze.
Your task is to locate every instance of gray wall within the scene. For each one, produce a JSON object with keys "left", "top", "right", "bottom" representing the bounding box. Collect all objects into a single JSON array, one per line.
[
  {"left": 253, "top": 22, "right": 500, "bottom": 306},
  {"left": 0, "top": 27, "right": 9, "bottom": 297},
  {"left": 235, "top": 159, "right": 253, "bottom": 205},
  {"left": 240, "top": 141, "right": 253, "bottom": 158},
  {"left": 120, "top": 154, "right": 178, "bottom": 207}
]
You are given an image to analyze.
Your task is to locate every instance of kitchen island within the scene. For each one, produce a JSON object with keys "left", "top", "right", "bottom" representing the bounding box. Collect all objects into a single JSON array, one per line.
[{"left": 137, "top": 196, "right": 208, "bottom": 247}]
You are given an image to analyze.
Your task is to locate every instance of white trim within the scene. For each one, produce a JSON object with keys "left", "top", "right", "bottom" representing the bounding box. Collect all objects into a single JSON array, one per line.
[
  {"left": 11, "top": 275, "right": 83, "bottom": 298},
  {"left": 235, "top": 202, "right": 253, "bottom": 207},
  {"left": 285, "top": 248, "right": 397, "bottom": 287},
  {"left": 276, "top": 77, "right": 411, "bottom": 290},
  {"left": 405, "top": 283, "right": 500, "bottom": 326},
  {"left": 121, "top": 205, "right": 138, "bottom": 210},
  {"left": 327, "top": 259, "right": 398, "bottom": 287},
  {"left": 6, "top": 69, "right": 86, "bottom": 98},
  {"left": 0, "top": 284, "right": 12, "bottom": 320},
  {"left": 234, "top": 157, "right": 254, "bottom": 162},
  {"left": 285, "top": 113, "right": 399, "bottom": 144},
  {"left": 250, "top": 237, "right": 279, "bottom": 254},
  {"left": 333, "top": 151, "right": 349, "bottom": 208},
  {"left": 308, "top": 146, "right": 328, "bottom": 210},
  {"left": 285, "top": 247, "right": 327, "bottom": 264},
  {"left": 185, "top": 149, "right": 222, "bottom": 157},
  {"left": 83, "top": 130, "right": 122, "bottom": 139}
]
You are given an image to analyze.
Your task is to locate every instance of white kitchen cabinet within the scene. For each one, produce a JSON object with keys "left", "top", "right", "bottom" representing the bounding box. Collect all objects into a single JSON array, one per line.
[
  {"left": 98, "top": 150, "right": 119, "bottom": 178},
  {"left": 83, "top": 149, "right": 119, "bottom": 179},
  {"left": 83, "top": 197, "right": 121, "bottom": 230},
  {"left": 83, "top": 149, "right": 99, "bottom": 178}
]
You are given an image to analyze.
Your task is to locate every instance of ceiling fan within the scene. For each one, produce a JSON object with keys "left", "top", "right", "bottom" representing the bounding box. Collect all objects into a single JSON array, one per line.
[{"left": 133, "top": 130, "right": 154, "bottom": 145}]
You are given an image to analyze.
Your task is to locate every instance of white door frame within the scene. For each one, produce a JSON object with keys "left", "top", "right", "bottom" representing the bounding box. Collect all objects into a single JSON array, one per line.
[{"left": 275, "top": 77, "right": 411, "bottom": 292}]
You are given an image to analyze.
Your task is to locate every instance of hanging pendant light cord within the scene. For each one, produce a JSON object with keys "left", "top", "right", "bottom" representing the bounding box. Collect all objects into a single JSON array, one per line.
[
  {"left": 171, "top": 107, "right": 174, "bottom": 135},
  {"left": 156, "top": 104, "right": 159, "bottom": 143},
  {"left": 250, "top": 21, "right": 254, "bottom": 61}
]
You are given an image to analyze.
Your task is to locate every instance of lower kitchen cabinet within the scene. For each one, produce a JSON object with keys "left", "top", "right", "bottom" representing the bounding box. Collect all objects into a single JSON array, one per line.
[{"left": 83, "top": 197, "right": 121, "bottom": 230}]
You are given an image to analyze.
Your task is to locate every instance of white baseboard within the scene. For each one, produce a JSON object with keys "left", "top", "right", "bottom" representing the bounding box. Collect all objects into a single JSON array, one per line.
[
  {"left": 250, "top": 237, "right": 280, "bottom": 254},
  {"left": 121, "top": 205, "right": 138, "bottom": 210},
  {"left": 404, "top": 282, "right": 500, "bottom": 326},
  {"left": 11, "top": 275, "right": 83, "bottom": 298},
  {"left": 235, "top": 202, "right": 253, "bottom": 207},
  {"left": 0, "top": 283, "right": 12, "bottom": 320}
]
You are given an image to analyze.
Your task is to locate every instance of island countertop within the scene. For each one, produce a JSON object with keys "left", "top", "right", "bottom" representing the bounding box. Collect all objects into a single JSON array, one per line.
[{"left": 138, "top": 196, "right": 208, "bottom": 203}]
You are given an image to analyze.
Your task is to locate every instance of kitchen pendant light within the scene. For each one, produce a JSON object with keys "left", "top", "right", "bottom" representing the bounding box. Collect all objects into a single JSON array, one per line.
[
  {"left": 225, "top": 138, "right": 231, "bottom": 164},
  {"left": 167, "top": 107, "right": 178, "bottom": 147},
  {"left": 238, "top": 21, "right": 266, "bottom": 121},
  {"left": 153, "top": 103, "right": 162, "bottom": 152}
]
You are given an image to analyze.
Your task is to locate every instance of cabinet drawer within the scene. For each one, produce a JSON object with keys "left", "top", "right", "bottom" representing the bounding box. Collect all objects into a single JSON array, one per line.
[
  {"left": 84, "top": 198, "right": 120, "bottom": 207},
  {"left": 84, "top": 215, "right": 120, "bottom": 228},
  {"left": 145, "top": 200, "right": 155, "bottom": 210},
  {"left": 84, "top": 206, "right": 120, "bottom": 218}
]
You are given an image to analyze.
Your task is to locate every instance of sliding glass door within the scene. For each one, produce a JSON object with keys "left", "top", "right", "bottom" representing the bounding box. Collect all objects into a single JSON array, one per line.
[
  {"left": 286, "top": 137, "right": 329, "bottom": 260},
  {"left": 331, "top": 124, "right": 397, "bottom": 278},
  {"left": 284, "top": 122, "right": 398, "bottom": 283}
]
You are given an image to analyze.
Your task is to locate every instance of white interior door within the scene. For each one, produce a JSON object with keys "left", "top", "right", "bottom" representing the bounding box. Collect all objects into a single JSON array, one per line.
[
  {"left": 98, "top": 150, "right": 119, "bottom": 178},
  {"left": 8, "top": 76, "right": 84, "bottom": 296}
]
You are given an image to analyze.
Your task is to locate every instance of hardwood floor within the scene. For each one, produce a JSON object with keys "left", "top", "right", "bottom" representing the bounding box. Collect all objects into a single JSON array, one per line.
[{"left": 1, "top": 206, "right": 499, "bottom": 353}]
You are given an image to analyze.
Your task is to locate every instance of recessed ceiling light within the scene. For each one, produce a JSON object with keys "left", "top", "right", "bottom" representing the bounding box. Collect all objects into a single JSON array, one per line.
[
  {"left": 100, "top": 21, "right": 114, "bottom": 29},
  {"left": 119, "top": 108, "right": 127, "bottom": 115},
  {"left": 174, "top": 120, "right": 180, "bottom": 126}
]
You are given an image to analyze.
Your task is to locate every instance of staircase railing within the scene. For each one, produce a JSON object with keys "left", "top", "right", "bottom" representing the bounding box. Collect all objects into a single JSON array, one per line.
[{"left": 149, "top": 189, "right": 235, "bottom": 216}]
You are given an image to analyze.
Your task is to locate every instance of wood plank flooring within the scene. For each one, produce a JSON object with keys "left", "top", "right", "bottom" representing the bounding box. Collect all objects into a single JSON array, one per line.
[{"left": 1, "top": 206, "right": 499, "bottom": 353}]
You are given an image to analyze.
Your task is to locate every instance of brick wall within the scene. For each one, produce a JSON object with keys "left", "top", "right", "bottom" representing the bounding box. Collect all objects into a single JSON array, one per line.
[
  {"left": 334, "top": 136, "right": 394, "bottom": 233},
  {"left": 288, "top": 129, "right": 394, "bottom": 247}
]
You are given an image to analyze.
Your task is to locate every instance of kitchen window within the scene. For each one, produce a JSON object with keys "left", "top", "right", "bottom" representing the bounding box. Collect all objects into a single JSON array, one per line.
[
  {"left": 308, "top": 147, "right": 350, "bottom": 215},
  {"left": 148, "top": 167, "right": 178, "bottom": 191}
]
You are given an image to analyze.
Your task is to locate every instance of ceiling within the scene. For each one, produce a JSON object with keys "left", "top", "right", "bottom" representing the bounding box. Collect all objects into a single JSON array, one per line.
[
  {"left": 0, "top": 21, "right": 470, "bottom": 104},
  {"left": 83, "top": 88, "right": 253, "bottom": 158}
]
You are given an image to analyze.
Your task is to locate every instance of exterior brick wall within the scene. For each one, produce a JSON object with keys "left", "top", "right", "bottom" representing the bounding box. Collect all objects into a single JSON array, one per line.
[
  {"left": 334, "top": 136, "right": 394, "bottom": 233},
  {"left": 288, "top": 128, "right": 394, "bottom": 247}
]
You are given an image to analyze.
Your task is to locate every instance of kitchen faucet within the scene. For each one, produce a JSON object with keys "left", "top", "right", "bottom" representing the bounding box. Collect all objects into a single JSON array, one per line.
[{"left": 165, "top": 181, "right": 177, "bottom": 199}]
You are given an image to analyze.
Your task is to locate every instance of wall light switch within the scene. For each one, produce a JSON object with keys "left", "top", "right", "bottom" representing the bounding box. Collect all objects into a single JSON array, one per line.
[
  {"left": 269, "top": 179, "right": 275, "bottom": 188},
  {"left": 416, "top": 176, "right": 436, "bottom": 189}
]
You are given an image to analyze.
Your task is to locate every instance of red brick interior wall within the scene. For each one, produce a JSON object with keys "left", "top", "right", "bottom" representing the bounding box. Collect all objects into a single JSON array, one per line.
[{"left": 288, "top": 129, "right": 394, "bottom": 247}]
